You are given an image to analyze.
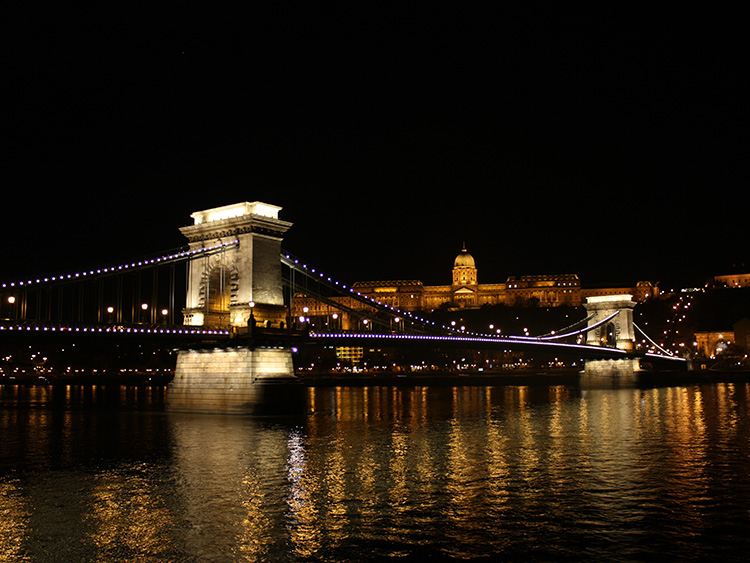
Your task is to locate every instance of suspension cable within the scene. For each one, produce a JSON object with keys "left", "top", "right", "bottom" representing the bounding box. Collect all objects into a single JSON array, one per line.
[
  {"left": 281, "top": 250, "right": 460, "bottom": 335},
  {"left": 633, "top": 321, "right": 675, "bottom": 357},
  {"left": 1, "top": 239, "right": 239, "bottom": 290},
  {"left": 537, "top": 311, "right": 620, "bottom": 341},
  {"left": 535, "top": 313, "right": 594, "bottom": 339}
]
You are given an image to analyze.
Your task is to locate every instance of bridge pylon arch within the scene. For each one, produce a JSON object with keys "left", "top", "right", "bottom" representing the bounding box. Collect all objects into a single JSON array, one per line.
[
  {"left": 179, "top": 202, "right": 292, "bottom": 329},
  {"left": 582, "top": 294, "right": 640, "bottom": 384},
  {"left": 583, "top": 294, "right": 636, "bottom": 351}
]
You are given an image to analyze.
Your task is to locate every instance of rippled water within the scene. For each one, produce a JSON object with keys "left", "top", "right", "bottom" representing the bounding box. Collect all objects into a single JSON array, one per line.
[{"left": 1, "top": 382, "right": 750, "bottom": 562}]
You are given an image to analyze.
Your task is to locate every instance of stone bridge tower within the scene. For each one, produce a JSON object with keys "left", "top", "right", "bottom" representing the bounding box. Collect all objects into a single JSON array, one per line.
[
  {"left": 179, "top": 202, "right": 292, "bottom": 329},
  {"left": 168, "top": 202, "right": 300, "bottom": 415},
  {"left": 582, "top": 294, "right": 639, "bottom": 384},
  {"left": 584, "top": 294, "right": 637, "bottom": 351}
]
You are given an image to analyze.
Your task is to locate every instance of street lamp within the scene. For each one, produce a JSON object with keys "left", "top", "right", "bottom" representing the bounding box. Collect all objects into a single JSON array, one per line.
[
  {"left": 7, "top": 296, "right": 16, "bottom": 320},
  {"left": 303, "top": 306, "right": 310, "bottom": 329},
  {"left": 248, "top": 301, "right": 256, "bottom": 331}
]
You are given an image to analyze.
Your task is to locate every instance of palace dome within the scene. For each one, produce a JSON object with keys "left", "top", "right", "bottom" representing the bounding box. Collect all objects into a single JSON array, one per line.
[{"left": 454, "top": 245, "right": 475, "bottom": 268}]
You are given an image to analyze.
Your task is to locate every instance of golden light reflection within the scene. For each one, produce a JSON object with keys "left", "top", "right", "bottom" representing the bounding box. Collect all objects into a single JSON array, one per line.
[
  {"left": 87, "top": 465, "right": 175, "bottom": 562},
  {"left": 237, "top": 468, "right": 273, "bottom": 560},
  {"left": 302, "top": 383, "right": 740, "bottom": 556},
  {"left": 1, "top": 382, "right": 749, "bottom": 560},
  {"left": 168, "top": 415, "right": 290, "bottom": 561},
  {"left": 0, "top": 480, "right": 31, "bottom": 562}
]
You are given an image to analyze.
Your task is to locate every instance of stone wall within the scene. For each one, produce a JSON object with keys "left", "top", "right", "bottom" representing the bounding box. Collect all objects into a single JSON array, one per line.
[{"left": 168, "top": 347, "right": 301, "bottom": 414}]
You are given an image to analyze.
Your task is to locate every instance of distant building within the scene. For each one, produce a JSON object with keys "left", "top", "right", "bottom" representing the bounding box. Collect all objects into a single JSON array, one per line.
[
  {"left": 694, "top": 330, "right": 736, "bottom": 358},
  {"left": 292, "top": 246, "right": 659, "bottom": 322},
  {"left": 713, "top": 272, "right": 750, "bottom": 288},
  {"left": 350, "top": 245, "right": 657, "bottom": 311}
]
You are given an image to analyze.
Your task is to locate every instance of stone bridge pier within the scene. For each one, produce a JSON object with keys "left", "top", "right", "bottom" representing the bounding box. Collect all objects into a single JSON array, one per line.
[
  {"left": 167, "top": 202, "right": 303, "bottom": 414},
  {"left": 582, "top": 294, "right": 640, "bottom": 386}
]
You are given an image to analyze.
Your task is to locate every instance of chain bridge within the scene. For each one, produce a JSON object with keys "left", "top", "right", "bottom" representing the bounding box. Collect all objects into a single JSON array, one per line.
[{"left": 1, "top": 202, "right": 686, "bottom": 413}]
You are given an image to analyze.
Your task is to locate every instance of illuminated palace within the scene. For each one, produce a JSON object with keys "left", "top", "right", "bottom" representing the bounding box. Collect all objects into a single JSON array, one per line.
[{"left": 292, "top": 245, "right": 659, "bottom": 323}]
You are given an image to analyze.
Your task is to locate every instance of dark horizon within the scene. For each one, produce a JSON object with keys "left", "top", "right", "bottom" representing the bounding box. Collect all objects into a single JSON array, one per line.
[{"left": 4, "top": 7, "right": 746, "bottom": 290}]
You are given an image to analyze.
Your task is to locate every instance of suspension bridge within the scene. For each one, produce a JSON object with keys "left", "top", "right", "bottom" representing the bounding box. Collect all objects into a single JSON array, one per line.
[{"left": 1, "top": 201, "right": 686, "bottom": 412}]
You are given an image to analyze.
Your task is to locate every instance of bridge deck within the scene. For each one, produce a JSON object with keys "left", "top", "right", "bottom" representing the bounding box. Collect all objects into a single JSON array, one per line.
[{"left": 0, "top": 320, "right": 686, "bottom": 364}]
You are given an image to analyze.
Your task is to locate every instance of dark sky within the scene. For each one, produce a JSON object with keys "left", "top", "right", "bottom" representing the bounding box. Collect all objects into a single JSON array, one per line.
[{"left": 4, "top": 6, "right": 747, "bottom": 291}]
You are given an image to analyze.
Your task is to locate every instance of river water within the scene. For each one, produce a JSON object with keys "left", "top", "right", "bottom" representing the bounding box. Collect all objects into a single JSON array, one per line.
[{"left": 1, "top": 381, "right": 749, "bottom": 562}]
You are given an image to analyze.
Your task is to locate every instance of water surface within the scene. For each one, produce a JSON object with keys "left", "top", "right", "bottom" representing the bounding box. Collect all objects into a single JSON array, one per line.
[{"left": 1, "top": 382, "right": 749, "bottom": 561}]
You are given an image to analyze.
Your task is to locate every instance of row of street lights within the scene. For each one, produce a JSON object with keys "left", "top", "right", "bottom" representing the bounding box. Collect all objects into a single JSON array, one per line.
[
  {"left": 298, "top": 308, "right": 407, "bottom": 332},
  {"left": 106, "top": 303, "right": 172, "bottom": 325},
  {"left": 2, "top": 294, "right": 172, "bottom": 325}
]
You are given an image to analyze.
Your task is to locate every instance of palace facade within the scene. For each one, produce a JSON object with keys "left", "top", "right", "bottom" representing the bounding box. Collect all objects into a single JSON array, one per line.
[
  {"left": 292, "top": 246, "right": 659, "bottom": 323},
  {"left": 349, "top": 245, "right": 658, "bottom": 312}
]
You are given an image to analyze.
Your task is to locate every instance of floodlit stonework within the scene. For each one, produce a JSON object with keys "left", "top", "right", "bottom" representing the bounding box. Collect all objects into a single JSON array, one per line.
[
  {"left": 584, "top": 294, "right": 637, "bottom": 351},
  {"left": 180, "top": 201, "right": 292, "bottom": 329},
  {"left": 694, "top": 330, "right": 736, "bottom": 358},
  {"left": 713, "top": 272, "right": 750, "bottom": 288},
  {"left": 170, "top": 202, "right": 300, "bottom": 414},
  {"left": 168, "top": 347, "right": 298, "bottom": 414}
]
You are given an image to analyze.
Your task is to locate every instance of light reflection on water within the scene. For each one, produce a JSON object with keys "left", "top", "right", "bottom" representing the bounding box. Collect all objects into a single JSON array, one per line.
[{"left": 1, "top": 382, "right": 750, "bottom": 562}]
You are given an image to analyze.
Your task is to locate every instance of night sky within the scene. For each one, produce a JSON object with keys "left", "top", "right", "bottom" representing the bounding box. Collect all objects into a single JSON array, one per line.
[{"left": 4, "top": 6, "right": 747, "bottom": 291}]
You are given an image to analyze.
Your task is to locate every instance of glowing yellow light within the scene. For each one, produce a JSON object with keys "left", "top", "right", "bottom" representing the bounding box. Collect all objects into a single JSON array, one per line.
[
  {"left": 587, "top": 294, "right": 633, "bottom": 303},
  {"left": 191, "top": 201, "right": 282, "bottom": 224}
]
